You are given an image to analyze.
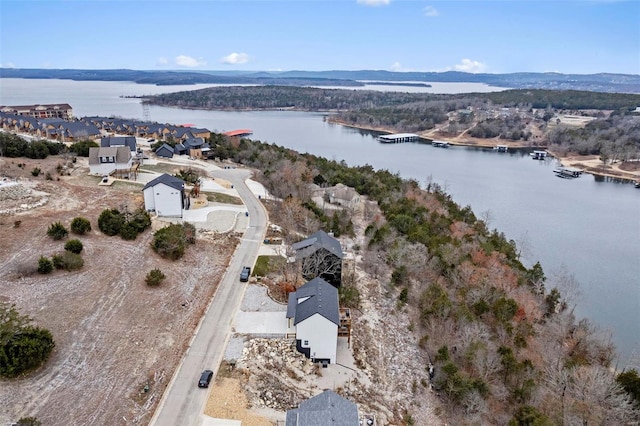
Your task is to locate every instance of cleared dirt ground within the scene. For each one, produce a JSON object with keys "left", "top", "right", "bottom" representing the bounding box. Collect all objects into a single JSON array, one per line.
[{"left": 0, "top": 156, "right": 237, "bottom": 425}]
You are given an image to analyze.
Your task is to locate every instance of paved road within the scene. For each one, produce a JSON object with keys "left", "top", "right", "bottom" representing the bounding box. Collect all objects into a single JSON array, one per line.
[{"left": 150, "top": 167, "right": 268, "bottom": 426}]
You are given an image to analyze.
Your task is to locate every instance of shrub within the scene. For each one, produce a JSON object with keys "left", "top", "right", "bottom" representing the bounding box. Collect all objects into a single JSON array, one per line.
[
  {"left": 51, "top": 254, "right": 65, "bottom": 270},
  {"left": 98, "top": 208, "right": 125, "bottom": 236},
  {"left": 129, "top": 209, "right": 151, "bottom": 233},
  {"left": 31, "top": 167, "right": 41, "bottom": 177},
  {"left": 46, "top": 221, "right": 68, "bottom": 240},
  {"left": 69, "top": 139, "right": 98, "bottom": 157},
  {"left": 64, "top": 239, "right": 83, "bottom": 254},
  {"left": 146, "top": 268, "right": 166, "bottom": 286},
  {"left": 151, "top": 223, "right": 195, "bottom": 260},
  {"left": 0, "top": 326, "right": 55, "bottom": 378},
  {"left": 59, "top": 252, "right": 84, "bottom": 271},
  {"left": 398, "top": 287, "right": 409, "bottom": 304},
  {"left": 119, "top": 222, "right": 141, "bottom": 240},
  {"left": 70, "top": 217, "right": 91, "bottom": 235},
  {"left": 37, "top": 256, "right": 53, "bottom": 274},
  {"left": 16, "top": 417, "right": 42, "bottom": 426}
]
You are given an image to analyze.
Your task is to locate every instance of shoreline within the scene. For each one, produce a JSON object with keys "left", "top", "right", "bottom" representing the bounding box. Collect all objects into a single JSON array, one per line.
[{"left": 328, "top": 118, "right": 640, "bottom": 182}]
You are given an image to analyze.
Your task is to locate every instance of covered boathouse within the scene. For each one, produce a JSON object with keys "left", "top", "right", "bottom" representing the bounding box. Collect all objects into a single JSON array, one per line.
[{"left": 377, "top": 133, "right": 420, "bottom": 143}]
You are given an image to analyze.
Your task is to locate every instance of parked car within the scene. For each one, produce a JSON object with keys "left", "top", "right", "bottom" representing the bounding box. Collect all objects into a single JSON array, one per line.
[
  {"left": 240, "top": 266, "right": 251, "bottom": 282},
  {"left": 198, "top": 369, "right": 213, "bottom": 388}
]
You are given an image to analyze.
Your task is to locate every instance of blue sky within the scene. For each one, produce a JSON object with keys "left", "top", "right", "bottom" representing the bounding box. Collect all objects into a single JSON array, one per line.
[{"left": 1, "top": 0, "right": 638, "bottom": 74}]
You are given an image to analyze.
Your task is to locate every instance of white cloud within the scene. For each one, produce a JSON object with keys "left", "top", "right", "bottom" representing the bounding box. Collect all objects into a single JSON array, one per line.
[
  {"left": 175, "top": 55, "right": 206, "bottom": 67},
  {"left": 454, "top": 58, "right": 487, "bottom": 73},
  {"left": 2, "top": 62, "right": 16, "bottom": 68},
  {"left": 423, "top": 6, "right": 439, "bottom": 17},
  {"left": 357, "top": 0, "right": 390, "bottom": 6},
  {"left": 221, "top": 52, "right": 250, "bottom": 65},
  {"left": 157, "top": 57, "right": 169, "bottom": 65}
]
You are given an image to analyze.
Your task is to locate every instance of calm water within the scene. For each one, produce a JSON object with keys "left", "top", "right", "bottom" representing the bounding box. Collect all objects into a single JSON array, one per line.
[{"left": 1, "top": 78, "right": 638, "bottom": 364}]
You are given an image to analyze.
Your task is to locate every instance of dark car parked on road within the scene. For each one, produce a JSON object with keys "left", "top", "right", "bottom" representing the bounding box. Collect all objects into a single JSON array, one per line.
[
  {"left": 240, "top": 266, "right": 251, "bottom": 282},
  {"left": 198, "top": 370, "right": 213, "bottom": 388}
]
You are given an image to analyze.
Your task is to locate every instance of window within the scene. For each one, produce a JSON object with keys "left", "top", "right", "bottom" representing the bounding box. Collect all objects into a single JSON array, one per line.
[{"left": 303, "top": 340, "right": 309, "bottom": 346}]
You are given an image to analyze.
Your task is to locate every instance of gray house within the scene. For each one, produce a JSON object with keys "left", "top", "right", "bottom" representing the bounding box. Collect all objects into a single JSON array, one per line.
[
  {"left": 286, "top": 277, "right": 339, "bottom": 365},
  {"left": 285, "top": 390, "right": 359, "bottom": 426},
  {"left": 292, "top": 230, "right": 343, "bottom": 287},
  {"left": 155, "top": 143, "right": 174, "bottom": 158}
]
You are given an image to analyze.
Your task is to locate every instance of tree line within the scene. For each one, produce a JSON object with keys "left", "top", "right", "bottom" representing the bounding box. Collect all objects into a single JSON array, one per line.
[{"left": 204, "top": 131, "right": 640, "bottom": 424}]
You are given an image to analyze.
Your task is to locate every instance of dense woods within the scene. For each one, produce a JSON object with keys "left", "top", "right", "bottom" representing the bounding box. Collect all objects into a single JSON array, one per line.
[{"left": 204, "top": 131, "right": 640, "bottom": 424}]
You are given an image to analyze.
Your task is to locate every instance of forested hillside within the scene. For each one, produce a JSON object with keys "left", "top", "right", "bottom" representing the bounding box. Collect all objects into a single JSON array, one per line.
[
  {"left": 204, "top": 131, "right": 640, "bottom": 425},
  {"left": 148, "top": 86, "right": 640, "bottom": 160}
]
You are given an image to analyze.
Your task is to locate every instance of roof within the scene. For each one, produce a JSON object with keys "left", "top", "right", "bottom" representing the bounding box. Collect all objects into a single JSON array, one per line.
[
  {"left": 285, "top": 390, "right": 359, "bottom": 426},
  {"left": 101, "top": 136, "right": 137, "bottom": 151},
  {"left": 286, "top": 277, "right": 339, "bottom": 326},
  {"left": 223, "top": 129, "right": 253, "bottom": 137},
  {"left": 142, "top": 173, "right": 185, "bottom": 191},
  {"left": 292, "top": 230, "right": 343, "bottom": 260},
  {"left": 155, "top": 143, "right": 174, "bottom": 158},
  {"left": 88, "top": 146, "right": 131, "bottom": 165}
]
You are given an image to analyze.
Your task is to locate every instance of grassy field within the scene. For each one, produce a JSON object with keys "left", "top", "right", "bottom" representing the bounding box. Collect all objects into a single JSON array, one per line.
[{"left": 203, "top": 191, "right": 243, "bottom": 205}]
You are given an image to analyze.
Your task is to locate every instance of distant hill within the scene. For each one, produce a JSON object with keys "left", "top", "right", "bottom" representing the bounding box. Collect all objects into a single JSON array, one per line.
[{"left": 1, "top": 68, "right": 639, "bottom": 93}]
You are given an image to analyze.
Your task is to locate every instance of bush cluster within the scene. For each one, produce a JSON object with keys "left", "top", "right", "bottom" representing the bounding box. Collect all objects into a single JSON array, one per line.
[
  {"left": 151, "top": 223, "right": 196, "bottom": 260},
  {"left": 51, "top": 252, "right": 84, "bottom": 271},
  {"left": 98, "top": 208, "right": 151, "bottom": 240},
  {"left": 64, "top": 239, "right": 83, "bottom": 254}
]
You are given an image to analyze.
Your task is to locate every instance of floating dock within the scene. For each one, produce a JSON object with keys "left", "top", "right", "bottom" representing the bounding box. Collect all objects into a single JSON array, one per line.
[{"left": 378, "top": 133, "right": 420, "bottom": 143}]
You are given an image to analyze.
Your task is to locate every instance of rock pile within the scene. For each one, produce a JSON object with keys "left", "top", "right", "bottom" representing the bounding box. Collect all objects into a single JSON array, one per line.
[{"left": 0, "top": 182, "right": 49, "bottom": 215}]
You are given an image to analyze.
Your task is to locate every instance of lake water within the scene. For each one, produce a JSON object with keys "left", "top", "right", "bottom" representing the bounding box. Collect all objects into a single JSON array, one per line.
[{"left": 1, "top": 78, "right": 638, "bottom": 365}]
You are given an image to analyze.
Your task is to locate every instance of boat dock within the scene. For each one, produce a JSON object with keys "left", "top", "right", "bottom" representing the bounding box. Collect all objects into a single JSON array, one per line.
[
  {"left": 554, "top": 167, "right": 583, "bottom": 178},
  {"left": 493, "top": 144, "right": 509, "bottom": 152},
  {"left": 432, "top": 141, "right": 450, "bottom": 148},
  {"left": 530, "top": 150, "right": 548, "bottom": 160},
  {"left": 378, "top": 133, "right": 420, "bottom": 143}
]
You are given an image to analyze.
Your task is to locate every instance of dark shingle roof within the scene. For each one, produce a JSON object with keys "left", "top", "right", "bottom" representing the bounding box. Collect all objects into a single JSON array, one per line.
[
  {"left": 285, "top": 390, "right": 359, "bottom": 426},
  {"left": 155, "top": 143, "right": 174, "bottom": 158},
  {"left": 142, "top": 173, "right": 185, "bottom": 191},
  {"left": 292, "top": 230, "right": 343, "bottom": 260},
  {"left": 101, "top": 136, "right": 137, "bottom": 151},
  {"left": 286, "top": 277, "right": 339, "bottom": 326}
]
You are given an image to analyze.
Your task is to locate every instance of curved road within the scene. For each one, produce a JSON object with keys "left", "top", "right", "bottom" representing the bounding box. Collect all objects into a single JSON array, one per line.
[{"left": 150, "top": 167, "right": 268, "bottom": 426}]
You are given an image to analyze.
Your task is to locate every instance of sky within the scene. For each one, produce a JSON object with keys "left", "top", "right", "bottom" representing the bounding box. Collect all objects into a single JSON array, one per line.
[{"left": 0, "top": 0, "right": 639, "bottom": 75}]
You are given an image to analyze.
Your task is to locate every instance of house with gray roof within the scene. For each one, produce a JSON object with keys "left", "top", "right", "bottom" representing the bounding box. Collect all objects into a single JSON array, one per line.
[
  {"left": 142, "top": 173, "right": 185, "bottom": 217},
  {"left": 292, "top": 230, "right": 344, "bottom": 288},
  {"left": 285, "top": 390, "right": 359, "bottom": 426},
  {"left": 154, "top": 143, "right": 174, "bottom": 158},
  {"left": 88, "top": 146, "right": 132, "bottom": 176},
  {"left": 286, "top": 277, "right": 339, "bottom": 365},
  {"left": 101, "top": 136, "right": 137, "bottom": 152}
]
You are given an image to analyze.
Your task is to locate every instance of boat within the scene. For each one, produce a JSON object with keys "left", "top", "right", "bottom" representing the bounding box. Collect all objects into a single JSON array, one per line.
[
  {"left": 554, "top": 167, "right": 583, "bottom": 178},
  {"left": 493, "top": 145, "right": 508, "bottom": 152},
  {"left": 432, "top": 141, "right": 450, "bottom": 148},
  {"left": 634, "top": 181, "right": 640, "bottom": 188},
  {"left": 529, "top": 150, "right": 548, "bottom": 160}
]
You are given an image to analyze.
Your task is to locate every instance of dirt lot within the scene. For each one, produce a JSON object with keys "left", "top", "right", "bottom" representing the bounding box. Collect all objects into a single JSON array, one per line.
[{"left": 0, "top": 156, "right": 237, "bottom": 425}]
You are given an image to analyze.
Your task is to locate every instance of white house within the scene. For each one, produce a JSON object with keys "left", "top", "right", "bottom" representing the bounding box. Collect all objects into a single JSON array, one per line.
[
  {"left": 286, "top": 277, "right": 339, "bottom": 365},
  {"left": 142, "top": 173, "right": 185, "bottom": 217},
  {"left": 88, "top": 146, "right": 132, "bottom": 176}
]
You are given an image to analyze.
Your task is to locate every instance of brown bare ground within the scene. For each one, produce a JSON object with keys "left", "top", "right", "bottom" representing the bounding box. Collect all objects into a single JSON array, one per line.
[{"left": 0, "top": 156, "right": 237, "bottom": 425}]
